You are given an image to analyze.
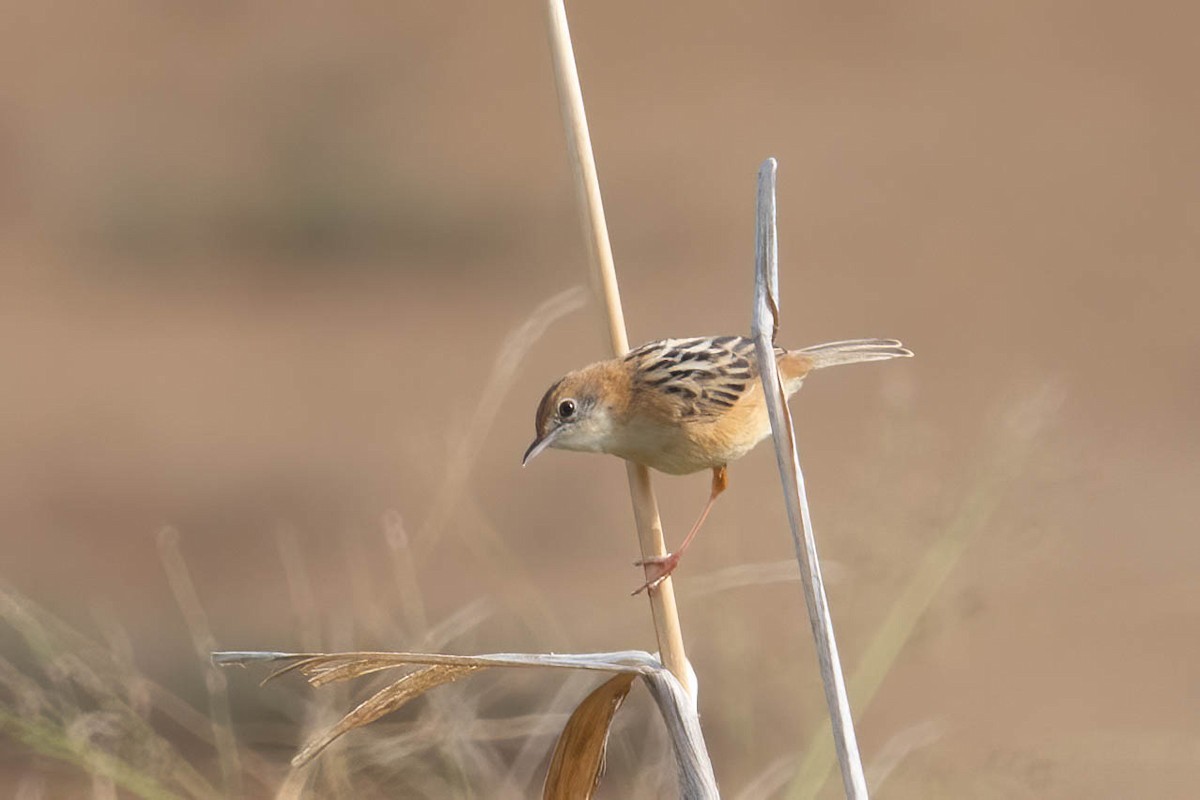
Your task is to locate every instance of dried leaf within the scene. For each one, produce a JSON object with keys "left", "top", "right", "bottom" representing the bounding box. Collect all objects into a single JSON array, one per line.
[
  {"left": 257, "top": 652, "right": 481, "bottom": 687},
  {"left": 295, "top": 655, "right": 423, "bottom": 687},
  {"left": 216, "top": 649, "right": 717, "bottom": 794},
  {"left": 213, "top": 650, "right": 654, "bottom": 681},
  {"left": 543, "top": 673, "right": 636, "bottom": 800},
  {"left": 292, "top": 664, "right": 479, "bottom": 767}
]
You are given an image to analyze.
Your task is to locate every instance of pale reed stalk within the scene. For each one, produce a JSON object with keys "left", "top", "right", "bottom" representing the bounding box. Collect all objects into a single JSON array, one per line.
[
  {"left": 542, "top": 0, "right": 693, "bottom": 697},
  {"left": 751, "top": 158, "right": 868, "bottom": 798}
]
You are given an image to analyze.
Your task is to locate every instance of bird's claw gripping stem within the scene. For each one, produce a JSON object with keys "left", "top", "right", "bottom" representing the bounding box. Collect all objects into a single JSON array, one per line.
[{"left": 632, "top": 552, "right": 681, "bottom": 595}]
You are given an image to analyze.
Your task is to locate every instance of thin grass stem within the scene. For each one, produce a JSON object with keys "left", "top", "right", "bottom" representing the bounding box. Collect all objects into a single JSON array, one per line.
[{"left": 156, "top": 527, "right": 243, "bottom": 799}]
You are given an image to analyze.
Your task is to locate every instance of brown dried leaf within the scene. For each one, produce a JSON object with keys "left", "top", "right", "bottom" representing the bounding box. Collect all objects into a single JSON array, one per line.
[
  {"left": 542, "top": 673, "right": 636, "bottom": 800},
  {"left": 261, "top": 652, "right": 492, "bottom": 687},
  {"left": 292, "top": 664, "right": 478, "bottom": 767},
  {"left": 217, "top": 650, "right": 650, "bottom": 688},
  {"left": 295, "top": 654, "right": 422, "bottom": 687}
]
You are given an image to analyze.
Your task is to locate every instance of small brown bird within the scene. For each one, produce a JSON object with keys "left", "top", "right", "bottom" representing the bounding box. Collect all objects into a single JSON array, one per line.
[{"left": 523, "top": 336, "right": 912, "bottom": 592}]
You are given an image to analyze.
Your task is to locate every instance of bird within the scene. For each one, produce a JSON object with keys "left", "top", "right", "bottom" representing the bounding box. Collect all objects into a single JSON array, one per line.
[{"left": 522, "top": 335, "right": 913, "bottom": 593}]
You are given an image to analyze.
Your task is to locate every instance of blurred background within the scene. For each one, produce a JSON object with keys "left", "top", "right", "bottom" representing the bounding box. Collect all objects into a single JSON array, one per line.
[{"left": 2, "top": 1, "right": 1198, "bottom": 797}]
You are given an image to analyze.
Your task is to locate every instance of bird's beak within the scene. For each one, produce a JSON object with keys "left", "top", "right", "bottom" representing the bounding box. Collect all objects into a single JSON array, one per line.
[{"left": 522, "top": 429, "right": 559, "bottom": 467}]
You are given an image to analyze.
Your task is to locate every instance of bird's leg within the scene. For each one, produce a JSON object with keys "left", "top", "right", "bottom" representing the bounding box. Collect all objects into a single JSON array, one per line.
[{"left": 633, "top": 465, "right": 728, "bottom": 595}]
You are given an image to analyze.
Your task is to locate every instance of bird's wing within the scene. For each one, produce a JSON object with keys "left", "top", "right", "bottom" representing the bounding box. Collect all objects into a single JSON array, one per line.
[{"left": 626, "top": 336, "right": 779, "bottom": 419}]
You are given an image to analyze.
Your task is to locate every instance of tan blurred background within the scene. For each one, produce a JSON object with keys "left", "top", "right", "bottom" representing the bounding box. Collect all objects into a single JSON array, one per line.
[{"left": 2, "top": 1, "right": 1198, "bottom": 797}]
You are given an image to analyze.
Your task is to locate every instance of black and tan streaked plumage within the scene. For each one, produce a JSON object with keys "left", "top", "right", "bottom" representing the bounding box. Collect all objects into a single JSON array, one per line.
[{"left": 523, "top": 336, "right": 912, "bottom": 591}]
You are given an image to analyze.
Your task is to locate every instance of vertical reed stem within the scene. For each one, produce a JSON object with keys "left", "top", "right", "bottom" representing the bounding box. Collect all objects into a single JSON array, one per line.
[
  {"left": 543, "top": 0, "right": 693, "bottom": 697},
  {"left": 751, "top": 158, "right": 868, "bottom": 798}
]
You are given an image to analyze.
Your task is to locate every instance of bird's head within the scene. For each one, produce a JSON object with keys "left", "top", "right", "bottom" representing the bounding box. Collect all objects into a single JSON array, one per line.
[{"left": 522, "top": 365, "right": 621, "bottom": 466}]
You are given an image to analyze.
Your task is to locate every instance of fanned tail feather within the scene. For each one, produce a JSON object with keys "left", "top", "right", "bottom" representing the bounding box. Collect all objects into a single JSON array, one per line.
[{"left": 797, "top": 338, "right": 914, "bottom": 370}]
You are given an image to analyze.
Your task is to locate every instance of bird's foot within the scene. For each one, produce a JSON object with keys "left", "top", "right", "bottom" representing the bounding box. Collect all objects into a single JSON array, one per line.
[{"left": 631, "top": 552, "right": 681, "bottom": 595}]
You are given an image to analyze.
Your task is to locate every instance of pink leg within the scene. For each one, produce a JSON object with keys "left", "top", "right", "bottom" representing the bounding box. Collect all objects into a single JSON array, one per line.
[{"left": 633, "top": 466, "right": 728, "bottom": 595}]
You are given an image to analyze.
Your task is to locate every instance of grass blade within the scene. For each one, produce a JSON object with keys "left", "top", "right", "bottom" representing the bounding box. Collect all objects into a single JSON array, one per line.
[{"left": 292, "top": 665, "right": 479, "bottom": 767}]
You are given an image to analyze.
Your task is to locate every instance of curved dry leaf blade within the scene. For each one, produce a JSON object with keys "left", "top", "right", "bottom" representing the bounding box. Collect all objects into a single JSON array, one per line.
[
  {"left": 214, "top": 650, "right": 655, "bottom": 679},
  {"left": 292, "top": 664, "right": 479, "bottom": 768},
  {"left": 296, "top": 655, "right": 426, "bottom": 687},
  {"left": 259, "top": 653, "right": 443, "bottom": 687},
  {"left": 262, "top": 656, "right": 327, "bottom": 686},
  {"left": 253, "top": 652, "right": 467, "bottom": 687},
  {"left": 543, "top": 673, "right": 636, "bottom": 800}
]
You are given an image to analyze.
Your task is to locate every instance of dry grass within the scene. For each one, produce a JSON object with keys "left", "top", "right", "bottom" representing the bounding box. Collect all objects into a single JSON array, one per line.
[
  {"left": 0, "top": 64, "right": 1058, "bottom": 800},
  {"left": 0, "top": 389, "right": 1052, "bottom": 798},
  {"left": 0, "top": 280, "right": 715, "bottom": 797},
  {"left": 0, "top": 8, "right": 1066, "bottom": 799},
  {"left": 0, "top": 50, "right": 1060, "bottom": 797},
  {"left": 0, "top": 257, "right": 1060, "bottom": 796}
]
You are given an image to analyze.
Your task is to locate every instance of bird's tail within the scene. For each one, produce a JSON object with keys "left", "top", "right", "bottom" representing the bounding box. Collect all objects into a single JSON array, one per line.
[{"left": 796, "top": 338, "right": 913, "bottom": 370}]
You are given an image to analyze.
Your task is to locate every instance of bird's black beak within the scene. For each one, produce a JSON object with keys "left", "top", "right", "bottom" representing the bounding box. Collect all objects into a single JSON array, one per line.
[{"left": 522, "top": 429, "right": 559, "bottom": 467}]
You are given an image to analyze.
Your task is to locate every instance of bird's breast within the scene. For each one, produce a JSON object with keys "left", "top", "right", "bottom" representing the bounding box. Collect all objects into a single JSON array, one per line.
[{"left": 605, "top": 385, "right": 780, "bottom": 474}]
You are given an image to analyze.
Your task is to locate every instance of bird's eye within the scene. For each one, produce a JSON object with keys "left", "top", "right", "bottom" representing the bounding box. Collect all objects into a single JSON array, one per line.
[{"left": 558, "top": 399, "right": 577, "bottom": 419}]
